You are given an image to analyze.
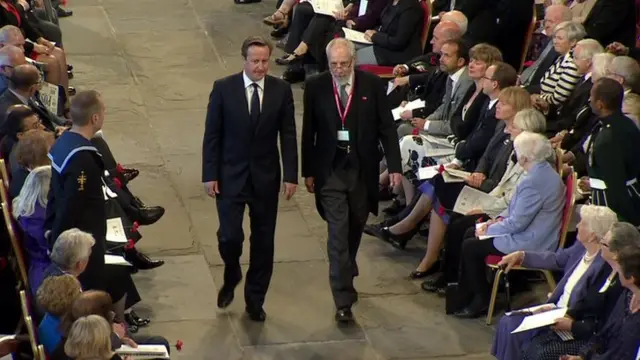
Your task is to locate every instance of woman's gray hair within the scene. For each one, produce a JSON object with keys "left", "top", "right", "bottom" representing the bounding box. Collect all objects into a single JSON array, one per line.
[
  {"left": 553, "top": 21, "right": 587, "bottom": 43},
  {"left": 325, "top": 38, "right": 356, "bottom": 59},
  {"left": 574, "top": 39, "right": 604, "bottom": 61},
  {"left": 12, "top": 166, "right": 51, "bottom": 219},
  {"left": 50, "top": 229, "right": 95, "bottom": 271},
  {"left": 513, "top": 131, "right": 555, "bottom": 164},
  {"left": 592, "top": 53, "right": 615, "bottom": 81},
  {"left": 513, "top": 109, "right": 547, "bottom": 134},
  {"left": 579, "top": 205, "right": 618, "bottom": 239},
  {"left": 608, "top": 222, "right": 640, "bottom": 256}
]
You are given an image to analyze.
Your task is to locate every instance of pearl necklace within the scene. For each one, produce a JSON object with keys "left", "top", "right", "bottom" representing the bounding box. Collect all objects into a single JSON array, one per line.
[{"left": 582, "top": 250, "right": 599, "bottom": 264}]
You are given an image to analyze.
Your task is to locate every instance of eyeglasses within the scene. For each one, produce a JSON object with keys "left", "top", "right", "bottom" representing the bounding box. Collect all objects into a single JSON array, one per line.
[
  {"left": 329, "top": 60, "right": 353, "bottom": 69},
  {"left": 481, "top": 76, "right": 495, "bottom": 81}
]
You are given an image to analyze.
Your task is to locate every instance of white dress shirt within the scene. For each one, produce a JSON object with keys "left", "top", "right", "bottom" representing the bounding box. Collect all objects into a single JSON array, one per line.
[{"left": 243, "top": 71, "right": 265, "bottom": 113}]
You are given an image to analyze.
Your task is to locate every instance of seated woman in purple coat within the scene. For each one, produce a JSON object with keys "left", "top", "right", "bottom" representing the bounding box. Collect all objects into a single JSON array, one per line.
[
  {"left": 12, "top": 165, "right": 52, "bottom": 295},
  {"left": 491, "top": 205, "right": 620, "bottom": 360}
]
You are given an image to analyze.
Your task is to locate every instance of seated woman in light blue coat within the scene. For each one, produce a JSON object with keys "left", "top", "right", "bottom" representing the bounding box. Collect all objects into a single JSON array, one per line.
[
  {"left": 453, "top": 132, "right": 566, "bottom": 319},
  {"left": 491, "top": 205, "right": 620, "bottom": 360}
]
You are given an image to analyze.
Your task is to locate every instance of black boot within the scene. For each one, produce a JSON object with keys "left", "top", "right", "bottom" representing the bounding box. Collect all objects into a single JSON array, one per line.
[
  {"left": 56, "top": 6, "right": 73, "bottom": 17},
  {"left": 124, "top": 248, "right": 165, "bottom": 270},
  {"left": 125, "top": 310, "right": 150, "bottom": 327}
]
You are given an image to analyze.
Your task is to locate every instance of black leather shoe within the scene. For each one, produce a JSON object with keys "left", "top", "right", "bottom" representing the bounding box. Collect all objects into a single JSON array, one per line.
[
  {"left": 125, "top": 311, "right": 150, "bottom": 327},
  {"left": 246, "top": 308, "right": 267, "bottom": 322},
  {"left": 137, "top": 206, "right": 165, "bottom": 226},
  {"left": 335, "top": 308, "right": 354, "bottom": 323},
  {"left": 382, "top": 199, "right": 405, "bottom": 216},
  {"left": 217, "top": 267, "right": 242, "bottom": 309},
  {"left": 125, "top": 249, "right": 165, "bottom": 270},
  {"left": 67, "top": 64, "right": 73, "bottom": 71},
  {"left": 126, "top": 322, "right": 138, "bottom": 334},
  {"left": 122, "top": 168, "right": 139, "bottom": 182},
  {"left": 281, "top": 68, "right": 305, "bottom": 84},
  {"left": 68, "top": 86, "right": 76, "bottom": 96},
  {"left": 270, "top": 27, "right": 288, "bottom": 39},
  {"left": 453, "top": 300, "right": 488, "bottom": 319},
  {"left": 421, "top": 273, "right": 446, "bottom": 293},
  {"left": 56, "top": 7, "right": 73, "bottom": 17},
  {"left": 409, "top": 261, "right": 440, "bottom": 279},
  {"left": 67, "top": 70, "right": 74, "bottom": 79},
  {"left": 275, "top": 53, "right": 303, "bottom": 66}
]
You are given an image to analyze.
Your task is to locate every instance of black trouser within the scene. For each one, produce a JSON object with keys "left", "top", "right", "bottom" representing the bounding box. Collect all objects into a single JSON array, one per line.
[
  {"left": 215, "top": 176, "right": 279, "bottom": 311},
  {"left": 443, "top": 213, "right": 489, "bottom": 283},
  {"left": 459, "top": 231, "right": 505, "bottom": 304},
  {"left": 320, "top": 165, "right": 369, "bottom": 309},
  {"left": 285, "top": 2, "right": 315, "bottom": 54}
]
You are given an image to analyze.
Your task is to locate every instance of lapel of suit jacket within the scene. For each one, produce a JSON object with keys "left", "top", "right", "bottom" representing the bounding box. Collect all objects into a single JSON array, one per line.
[
  {"left": 235, "top": 72, "right": 251, "bottom": 127},
  {"left": 255, "top": 75, "right": 275, "bottom": 135}
]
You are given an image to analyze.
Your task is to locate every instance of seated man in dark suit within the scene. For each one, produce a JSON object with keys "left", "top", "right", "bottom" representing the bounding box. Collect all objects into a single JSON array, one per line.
[
  {"left": 583, "top": 0, "right": 636, "bottom": 50},
  {"left": 389, "top": 21, "right": 462, "bottom": 113}
]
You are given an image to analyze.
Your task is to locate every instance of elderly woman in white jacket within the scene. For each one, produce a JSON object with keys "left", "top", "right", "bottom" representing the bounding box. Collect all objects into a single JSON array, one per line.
[{"left": 421, "top": 109, "right": 556, "bottom": 293}]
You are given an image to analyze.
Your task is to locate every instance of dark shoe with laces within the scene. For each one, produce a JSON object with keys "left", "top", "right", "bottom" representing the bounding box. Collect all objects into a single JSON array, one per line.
[
  {"left": 421, "top": 272, "right": 446, "bottom": 293},
  {"left": 125, "top": 311, "right": 150, "bottom": 327},
  {"left": 246, "top": 307, "right": 267, "bottom": 322},
  {"left": 217, "top": 267, "right": 242, "bottom": 309},
  {"left": 56, "top": 6, "right": 73, "bottom": 17},
  {"left": 335, "top": 308, "right": 354, "bottom": 323}
]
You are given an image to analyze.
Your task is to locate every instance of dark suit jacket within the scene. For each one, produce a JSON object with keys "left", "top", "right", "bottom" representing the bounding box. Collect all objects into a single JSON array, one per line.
[
  {"left": 583, "top": 0, "right": 636, "bottom": 49},
  {"left": 349, "top": 0, "right": 391, "bottom": 32},
  {"left": 548, "top": 76, "right": 593, "bottom": 135},
  {"left": 495, "top": 0, "right": 534, "bottom": 70},
  {"left": 302, "top": 70, "right": 401, "bottom": 216},
  {"left": 370, "top": 0, "right": 424, "bottom": 66},
  {"left": 457, "top": 0, "right": 499, "bottom": 47},
  {"left": 0, "top": 89, "right": 65, "bottom": 132},
  {"left": 524, "top": 43, "right": 560, "bottom": 94},
  {"left": 202, "top": 72, "right": 298, "bottom": 198},
  {"left": 449, "top": 84, "right": 486, "bottom": 140},
  {"left": 454, "top": 97, "right": 498, "bottom": 170},
  {"left": 0, "top": 1, "right": 43, "bottom": 42}
]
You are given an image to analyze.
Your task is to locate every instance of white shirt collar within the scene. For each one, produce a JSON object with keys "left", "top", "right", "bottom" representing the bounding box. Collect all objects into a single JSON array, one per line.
[
  {"left": 488, "top": 98, "right": 498, "bottom": 109},
  {"left": 449, "top": 66, "right": 465, "bottom": 83},
  {"left": 243, "top": 71, "right": 265, "bottom": 90},
  {"left": 584, "top": 72, "right": 592, "bottom": 81},
  {"left": 624, "top": 88, "right": 632, "bottom": 95}
]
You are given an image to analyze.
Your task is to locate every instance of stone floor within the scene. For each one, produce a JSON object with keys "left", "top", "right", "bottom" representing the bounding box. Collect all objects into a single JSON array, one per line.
[{"left": 59, "top": 0, "right": 497, "bottom": 358}]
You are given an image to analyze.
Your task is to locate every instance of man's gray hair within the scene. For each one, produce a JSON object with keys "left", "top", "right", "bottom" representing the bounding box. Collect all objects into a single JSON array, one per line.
[
  {"left": 513, "top": 131, "right": 555, "bottom": 164},
  {"left": 513, "top": 109, "right": 547, "bottom": 134},
  {"left": 608, "top": 56, "right": 640, "bottom": 90},
  {"left": 325, "top": 38, "right": 356, "bottom": 59},
  {"left": 0, "top": 45, "right": 22, "bottom": 67},
  {"left": 608, "top": 222, "right": 640, "bottom": 256},
  {"left": 592, "top": 53, "right": 615, "bottom": 81},
  {"left": 50, "top": 228, "right": 95, "bottom": 270},
  {"left": 579, "top": 205, "right": 618, "bottom": 239},
  {"left": 574, "top": 39, "right": 604, "bottom": 61},
  {"left": 441, "top": 11, "right": 468, "bottom": 35},
  {"left": 553, "top": 21, "right": 587, "bottom": 43}
]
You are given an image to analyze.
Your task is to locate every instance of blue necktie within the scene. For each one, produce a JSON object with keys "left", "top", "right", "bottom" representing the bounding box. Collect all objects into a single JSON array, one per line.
[{"left": 250, "top": 83, "right": 260, "bottom": 126}]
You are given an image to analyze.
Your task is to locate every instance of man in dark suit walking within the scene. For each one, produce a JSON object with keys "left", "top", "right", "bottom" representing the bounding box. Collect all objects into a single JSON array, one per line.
[
  {"left": 302, "top": 38, "right": 402, "bottom": 323},
  {"left": 202, "top": 36, "right": 298, "bottom": 322}
]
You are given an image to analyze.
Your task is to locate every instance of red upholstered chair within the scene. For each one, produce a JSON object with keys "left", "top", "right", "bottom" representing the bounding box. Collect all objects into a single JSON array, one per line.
[
  {"left": 483, "top": 168, "right": 577, "bottom": 325},
  {"left": 357, "top": 0, "right": 432, "bottom": 78}
]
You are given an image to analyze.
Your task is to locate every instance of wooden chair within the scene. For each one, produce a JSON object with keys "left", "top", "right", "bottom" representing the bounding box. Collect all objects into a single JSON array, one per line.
[
  {"left": 1, "top": 189, "right": 29, "bottom": 293},
  {"left": 0, "top": 159, "right": 9, "bottom": 189},
  {"left": 518, "top": 3, "right": 538, "bottom": 74},
  {"left": 483, "top": 169, "right": 577, "bottom": 325},
  {"left": 357, "top": 0, "right": 432, "bottom": 78},
  {"left": 20, "top": 290, "right": 44, "bottom": 360}
]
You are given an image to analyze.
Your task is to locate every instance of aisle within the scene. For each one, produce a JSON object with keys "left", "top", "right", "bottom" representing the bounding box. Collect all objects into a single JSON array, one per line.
[{"left": 59, "top": 0, "right": 494, "bottom": 358}]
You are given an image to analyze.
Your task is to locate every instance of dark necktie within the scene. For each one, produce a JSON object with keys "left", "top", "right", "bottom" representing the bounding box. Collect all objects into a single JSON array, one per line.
[
  {"left": 443, "top": 77, "right": 454, "bottom": 115},
  {"left": 339, "top": 84, "right": 349, "bottom": 108},
  {"left": 250, "top": 83, "right": 260, "bottom": 126}
]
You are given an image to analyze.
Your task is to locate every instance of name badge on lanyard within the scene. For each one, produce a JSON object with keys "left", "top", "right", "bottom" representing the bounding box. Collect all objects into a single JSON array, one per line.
[{"left": 333, "top": 81, "right": 354, "bottom": 142}]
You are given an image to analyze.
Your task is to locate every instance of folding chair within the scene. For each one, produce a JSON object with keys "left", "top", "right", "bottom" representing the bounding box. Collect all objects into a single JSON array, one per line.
[
  {"left": 0, "top": 159, "right": 9, "bottom": 189},
  {"left": 483, "top": 169, "right": 577, "bottom": 325},
  {"left": 358, "top": 0, "right": 432, "bottom": 78},
  {"left": 1, "top": 194, "right": 29, "bottom": 293},
  {"left": 20, "top": 290, "right": 44, "bottom": 360}
]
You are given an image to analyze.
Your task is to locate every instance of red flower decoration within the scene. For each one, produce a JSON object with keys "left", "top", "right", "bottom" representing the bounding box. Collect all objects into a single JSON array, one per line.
[
  {"left": 412, "top": 128, "right": 419, "bottom": 135},
  {"left": 116, "top": 163, "right": 125, "bottom": 174},
  {"left": 132, "top": 221, "right": 139, "bottom": 233},
  {"left": 175, "top": 340, "right": 183, "bottom": 351},
  {"left": 125, "top": 239, "right": 135, "bottom": 250},
  {"left": 113, "top": 178, "right": 122, "bottom": 189},
  {"left": 438, "top": 165, "right": 445, "bottom": 174}
]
